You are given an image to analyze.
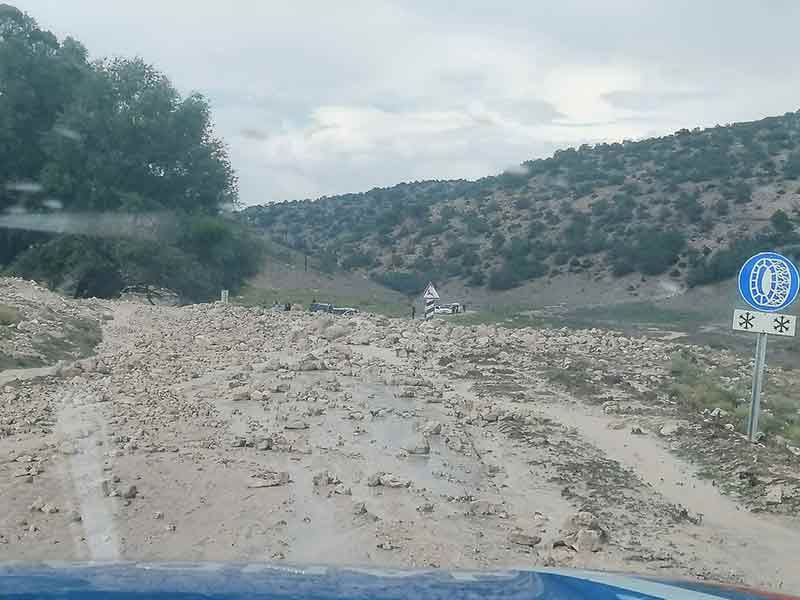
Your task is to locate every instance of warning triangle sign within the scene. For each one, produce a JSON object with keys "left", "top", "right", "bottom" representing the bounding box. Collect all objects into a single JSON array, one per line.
[{"left": 422, "top": 282, "right": 440, "bottom": 300}]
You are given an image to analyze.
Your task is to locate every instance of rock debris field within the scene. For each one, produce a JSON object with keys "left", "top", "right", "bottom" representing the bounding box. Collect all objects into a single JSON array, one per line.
[{"left": 1, "top": 278, "right": 800, "bottom": 593}]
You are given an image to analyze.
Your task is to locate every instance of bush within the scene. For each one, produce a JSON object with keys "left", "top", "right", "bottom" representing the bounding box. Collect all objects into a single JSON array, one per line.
[
  {"left": 461, "top": 250, "right": 480, "bottom": 267},
  {"left": 487, "top": 265, "right": 519, "bottom": 290},
  {"left": 713, "top": 199, "right": 730, "bottom": 216},
  {"left": 553, "top": 252, "right": 570, "bottom": 266},
  {"left": 340, "top": 251, "right": 374, "bottom": 270},
  {"left": 11, "top": 216, "right": 263, "bottom": 302},
  {"left": 771, "top": 209, "right": 793, "bottom": 234},
  {"left": 466, "top": 269, "right": 485, "bottom": 287},
  {"left": 609, "top": 228, "right": 686, "bottom": 277},
  {"left": 687, "top": 234, "right": 767, "bottom": 287},
  {"left": 371, "top": 271, "right": 427, "bottom": 295},
  {"left": 514, "top": 197, "right": 532, "bottom": 210},
  {"left": 611, "top": 256, "right": 635, "bottom": 277}
]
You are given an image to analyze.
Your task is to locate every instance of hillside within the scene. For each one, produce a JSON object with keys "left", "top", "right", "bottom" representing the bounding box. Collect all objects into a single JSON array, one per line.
[{"left": 243, "top": 111, "right": 800, "bottom": 296}]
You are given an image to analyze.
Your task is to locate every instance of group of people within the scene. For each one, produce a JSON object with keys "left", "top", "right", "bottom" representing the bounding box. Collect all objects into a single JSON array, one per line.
[{"left": 271, "top": 300, "right": 293, "bottom": 312}]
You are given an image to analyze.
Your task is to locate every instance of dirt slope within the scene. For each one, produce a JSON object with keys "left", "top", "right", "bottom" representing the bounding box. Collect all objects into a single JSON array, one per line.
[{"left": 1, "top": 280, "right": 799, "bottom": 593}]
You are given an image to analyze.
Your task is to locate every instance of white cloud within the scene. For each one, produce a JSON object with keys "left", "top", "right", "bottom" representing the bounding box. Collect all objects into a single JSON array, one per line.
[{"left": 13, "top": 1, "right": 800, "bottom": 205}]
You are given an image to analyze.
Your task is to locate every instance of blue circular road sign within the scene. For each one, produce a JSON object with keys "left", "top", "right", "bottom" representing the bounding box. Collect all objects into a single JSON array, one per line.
[{"left": 738, "top": 251, "right": 800, "bottom": 312}]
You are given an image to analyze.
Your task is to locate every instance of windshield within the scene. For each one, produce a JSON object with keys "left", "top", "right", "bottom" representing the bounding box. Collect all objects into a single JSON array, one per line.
[{"left": 1, "top": 2, "right": 800, "bottom": 597}]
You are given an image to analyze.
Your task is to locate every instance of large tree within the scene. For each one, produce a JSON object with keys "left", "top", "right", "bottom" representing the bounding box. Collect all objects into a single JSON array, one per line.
[
  {"left": 41, "top": 57, "right": 238, "bottom": 213},
  {"left": 1, "top": 5, "right": 260, "bottom": 301}
]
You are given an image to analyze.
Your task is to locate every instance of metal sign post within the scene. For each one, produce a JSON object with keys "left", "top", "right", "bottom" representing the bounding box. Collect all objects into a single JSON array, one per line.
[
  {"left": 746, "top": 332, "right": 768, "bottom": 441},
  {"left": 422, "top": 282, "right": 440, "bottom": 321},
  {"left": 733, "top": 252, "right": 800, "bottom": 442}
]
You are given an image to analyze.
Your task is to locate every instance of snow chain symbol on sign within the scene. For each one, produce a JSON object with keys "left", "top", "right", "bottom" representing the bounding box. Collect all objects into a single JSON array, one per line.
[
  {"left": 773, "top": 315, "right": 792, "bottom": 334},
  {"left": 738, "top": 311, "right": 755, "bottom": 330},
  {"left": 749, "top": 256, "right": 792, "bottom": 308}
]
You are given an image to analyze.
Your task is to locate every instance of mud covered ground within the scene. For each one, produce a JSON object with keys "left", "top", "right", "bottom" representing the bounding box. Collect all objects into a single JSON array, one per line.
[{"left": 1, "top": 282, "right": 799, "bottom": 593}]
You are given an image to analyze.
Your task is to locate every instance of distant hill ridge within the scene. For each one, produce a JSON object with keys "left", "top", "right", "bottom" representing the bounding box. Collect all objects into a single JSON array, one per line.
[{"left": 243, "top": 111, "right": 800, "bottom": 296}]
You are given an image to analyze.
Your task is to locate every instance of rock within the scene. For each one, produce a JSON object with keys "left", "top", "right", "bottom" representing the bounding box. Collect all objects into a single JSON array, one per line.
[
  {"left": 765, "top": 485, "right": 784, "bottom": 505},
  {"left": 256, "top": 437, "right": 273, "bottom": 451},
  {"left": 153, "top": 511, "right": 164, "bottom": 520},
  {"left": 67, "top": 510, "right": 82, "bottom": 523},
  {"left": 230, "top": 436, "right": 248, "bottom": 448},
  {"left": 250, "top": 390, "right": 266, "bottom": 403},
  {"left": 601, "top": 401, "right": 618, "bottom": 414},
  {"left": 467, "top": 500, "right": 498, "bottom": 516},
  {"left": 559, "top": 510, "right": 607, "bottom": 552},
  {"left": 166, "top": 523, "right": 177, "bottom": 532},
  {"left": 724, "top": 423, "right": 736, "bottom": 431},
  {"left": 298, "top": 358, "right": 324, "bottom": 371},
  {"left": 481, "top": 408, "right": 500, "bottom": 422},
  {"left": 41, "top": 503, "right": 59, "bottom": 514},
  {"left": 402, "top": 437, "right": 430, "bottom": 455},
  {"left": 260, "top": 357, "right": 283, "bottom": 371},
  {"left": 353, "top": 502, "right": 368, "bottom": 515},
  {"left": 284, "top": 420, "right": 309, "bottom": 430},
  {"left": 122, "top": 485, "right": 138, "bottom": 499},
  {"left": 630, "top": 426, "right": 645, "bottom": 435},
  {"left": 333, "top": 484, "right": 352, "bottom": 495},
  {"left": 508, "top": 532, "right": 541, "bottom": 547},
  {"left": 100, "top": 480, "right": 112, "bottom": 497},
  {"left": 232, "top": 389, "right": 251, "bottom": 402},
  {"left": 366, "top": 472, "right": 384, "bottom": 487},
  {"left": 78, "top": 358, "right": 97, "bottom": 373},
  {"left": 29, "top": 497, "right": 45, "bottom": 512},
  {"left": 421, "top": 421, "right": 442, "bottom": 436},
  {"left": 575, "top": 529, "right": 603, "bottom": 552},
  {"left": 710, "top": 407, "right": 727, "bottom": 418},
  {"left": 272, "top": 382, "right": 291, "bottom": 393},
  {"left": 59, "top": 366, "right": 81, "bottom": 378},
  {"left": 322, "top": 325, "right": 349, "bottom": 341},
  {"left": 659, "top": 423, "right": 681, "bottom": 437},
  {"left": 59, "top": 441, "right": 78, "bottom": 455},
  {"left": 249, "top": 471, "right": 290, "bottom": 488},
  {"left": 313, "top": 470, "right": 333, "bottom": 486},
  {"left": 379, "top": 473, "right": 411, "bottom": 488}
]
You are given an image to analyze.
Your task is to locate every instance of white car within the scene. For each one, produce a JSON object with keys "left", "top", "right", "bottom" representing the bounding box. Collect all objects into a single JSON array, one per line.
[{"left": 433, "top": 303, "right": 460, "bottom": 315}]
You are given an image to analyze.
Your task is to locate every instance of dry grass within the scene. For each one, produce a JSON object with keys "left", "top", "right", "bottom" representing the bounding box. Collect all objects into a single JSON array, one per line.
[{"left": 667, "top": 351, "right": 800, "bottom": 443}]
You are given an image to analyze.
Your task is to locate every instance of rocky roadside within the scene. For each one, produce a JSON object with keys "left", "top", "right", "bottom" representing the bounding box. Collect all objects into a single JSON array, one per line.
[{"left": 1, "top": 279, "right": 799, "bottom": 592}]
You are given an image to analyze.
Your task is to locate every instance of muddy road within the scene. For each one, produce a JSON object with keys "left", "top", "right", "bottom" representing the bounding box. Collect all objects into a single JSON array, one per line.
[{"left": 1, "top": 289, "right": 799, "bottom": 593}]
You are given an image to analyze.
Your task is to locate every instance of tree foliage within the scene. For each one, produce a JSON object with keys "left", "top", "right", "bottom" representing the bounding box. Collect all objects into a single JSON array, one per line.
[{"left": 0, "top": 6, "right": 258, "bottom": 301}]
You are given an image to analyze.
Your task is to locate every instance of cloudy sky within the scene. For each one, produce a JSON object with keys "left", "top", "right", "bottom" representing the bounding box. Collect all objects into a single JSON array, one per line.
[{"left": 14, "top": 1, "right": 800, "bottom": 205}]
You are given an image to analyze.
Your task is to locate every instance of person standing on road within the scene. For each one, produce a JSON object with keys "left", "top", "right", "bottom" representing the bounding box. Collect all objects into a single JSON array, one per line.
[{"left": 411, "top": 305, "right": 416, "bottom": 320}]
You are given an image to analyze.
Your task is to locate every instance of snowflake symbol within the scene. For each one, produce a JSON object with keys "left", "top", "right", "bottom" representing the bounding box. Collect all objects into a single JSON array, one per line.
[
  {"left": 738, "top": 312, "right": 755, "bottom": 329},
  {"left": 773, "top": 315, "right": 791, "bottom": 334}
]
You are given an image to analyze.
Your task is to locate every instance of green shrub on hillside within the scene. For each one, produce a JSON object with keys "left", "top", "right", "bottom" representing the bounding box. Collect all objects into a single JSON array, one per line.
[{"left": 371, "top": 271, "right": 428, "bottom": 295}]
